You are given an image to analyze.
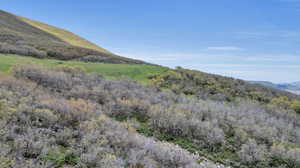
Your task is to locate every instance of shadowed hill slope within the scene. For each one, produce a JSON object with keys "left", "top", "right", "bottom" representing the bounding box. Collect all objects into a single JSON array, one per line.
[
  {"left": 0, "top": 10, "right": 147, "bottom": 64},
  {"left": 18, "top": 16, "right": 111, "bottom": 54}
]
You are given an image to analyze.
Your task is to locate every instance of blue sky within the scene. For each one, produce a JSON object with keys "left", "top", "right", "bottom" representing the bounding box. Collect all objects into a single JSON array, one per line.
[{"left": 2, "top": 0, "right": 300, "bottom": 83}]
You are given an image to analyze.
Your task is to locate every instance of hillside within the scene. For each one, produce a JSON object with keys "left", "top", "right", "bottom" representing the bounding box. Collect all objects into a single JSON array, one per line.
[
  {"left": 18, "top": 16, "right": 111, "bottom": 54},
  {"left": 1, "top": 9, "right": 300, "bottom": 168},
  {"left": 0, "top": 10, "right": 146, "bottom": 64},
  {"left": 151, "top": 68, "right": 300, "bottom": 102},
  {"left": 1, "top": 64, "right": 299, "bottom": 168}
]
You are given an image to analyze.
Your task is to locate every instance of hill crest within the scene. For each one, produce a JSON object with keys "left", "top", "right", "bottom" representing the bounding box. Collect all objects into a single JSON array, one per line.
[
  {"left": 0, "top": 10, "right": 146, "bottom": 64},
  {"left": 18, "top": 16, "right": 111, "bottom": 54}
]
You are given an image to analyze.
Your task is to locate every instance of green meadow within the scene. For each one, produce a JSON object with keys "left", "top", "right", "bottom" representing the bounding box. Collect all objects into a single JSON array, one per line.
[{"left": 0, "top": 54, "right": 169, "bottom": 84}]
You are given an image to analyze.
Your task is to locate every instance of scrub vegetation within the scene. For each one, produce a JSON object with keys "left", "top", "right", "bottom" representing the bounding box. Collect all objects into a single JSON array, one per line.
[
  {"left": 150, "top": 68, "right": 300, "bottom": 113},
  {"left": 0, "top": 65, "right": 299, "bottom": 168},
  {"left": 1, "top": 9, "right": 300, "bottom": 168}
]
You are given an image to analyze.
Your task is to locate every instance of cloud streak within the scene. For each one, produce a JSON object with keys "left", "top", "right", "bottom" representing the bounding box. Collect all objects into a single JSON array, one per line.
[
  {"left": 235, "top": 30, "right": 300, "bottom": 40},
  {"left": 206, "top": 46, "right": 243, "bottom": 51}
]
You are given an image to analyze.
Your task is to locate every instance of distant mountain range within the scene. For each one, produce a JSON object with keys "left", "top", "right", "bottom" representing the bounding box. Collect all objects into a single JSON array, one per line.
[
  {"left": 250, "top": 81, "right": 300, "bottom": 94},
  {"left": 291, "top": 81, "right": 300, "bottom": 87}
]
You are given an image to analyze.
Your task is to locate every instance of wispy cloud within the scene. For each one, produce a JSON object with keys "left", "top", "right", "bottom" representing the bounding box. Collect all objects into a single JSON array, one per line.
[
  {"left": 236, "top": 30, "right": 300, "bottom": 40},
  {"left": 187, "top": 64, "right": 300, "bottom": 83},
  {"left": 206, "top": 46, "right": 243, "bottom": 51},
  {"left": 193, "top": 63, "right": 300, "bottom": 69},
  {"left": 245, "top": 54, "right": 300, "bottom": 62},
  {"left": 119, "top": 51, "right": 300, "bottom": 64},
  {"left": 119, "top": 52, "right": 244, "bottom": 63}
]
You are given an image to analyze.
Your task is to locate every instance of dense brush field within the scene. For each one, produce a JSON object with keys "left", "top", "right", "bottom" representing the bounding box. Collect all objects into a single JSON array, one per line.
[{"left": 0, "top": 64, "right": 299, "bottom": 168}]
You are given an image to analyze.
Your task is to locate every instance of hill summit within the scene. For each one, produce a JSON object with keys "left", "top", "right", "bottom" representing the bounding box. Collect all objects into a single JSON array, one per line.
[{"left": 0, "top": 10, "right": 146, "bottom": 64}]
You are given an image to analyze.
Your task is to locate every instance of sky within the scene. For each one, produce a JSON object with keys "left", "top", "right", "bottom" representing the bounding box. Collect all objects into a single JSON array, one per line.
[{"left": 1, "top": 0, "right": 300, "bottom": 83}]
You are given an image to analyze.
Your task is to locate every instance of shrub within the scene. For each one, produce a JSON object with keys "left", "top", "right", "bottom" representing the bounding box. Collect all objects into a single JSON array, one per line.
[
  {"left": 12, "top": 64, "right": 73, "bottom": 90},
  {"left": 149, "top": 103, "right": 225, "bottom": 151},
  {"left": 291, "top": 101, "right": 300, "bottom": 114},
  {"left": 270, "top": 143, "right": 300, "bottom": 168},
  {"left": 238, "top": 140, "right": 267, "bottom": 164},
  {"left": 44, "top": 150, "right": 79, "bottom": 167},
  {"left": 41, "top": 98, "right": 99, "bottom": 127}
]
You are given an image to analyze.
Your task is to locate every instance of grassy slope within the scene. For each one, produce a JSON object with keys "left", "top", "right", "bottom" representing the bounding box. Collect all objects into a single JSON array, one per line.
[
  {"left": 18, "top": 16, "right": 111, "bottom": 54},
  {"left": 0, "top": 10, "right": 147, "bottom": 64},
  {"left": 0, "top": 54, "right": 168, "bottom": 83}
]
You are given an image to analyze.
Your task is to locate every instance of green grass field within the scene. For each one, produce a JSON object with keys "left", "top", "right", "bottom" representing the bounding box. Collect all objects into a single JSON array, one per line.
[{"left": 0, "top": 54, "right": 169, "bottom": 84}]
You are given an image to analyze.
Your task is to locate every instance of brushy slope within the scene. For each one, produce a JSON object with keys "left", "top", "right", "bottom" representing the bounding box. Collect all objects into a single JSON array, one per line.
[
  {"left": 151, "top": 68, "right": 300, "bottom": 103},
  {"left": 150, "top": 69, "right": 300, "bottom": 114},
  {"left": 0, "top": 10, "right": 147, "bottom": 64},
  {"left": 0, "top": 65, "right": 223, "bottom": 168},
  {"left": 0, "top": 64, "right": 299, "bottom": 168},
  {"left": 1, "top": 54, "right": 299, "bottom": 109}
]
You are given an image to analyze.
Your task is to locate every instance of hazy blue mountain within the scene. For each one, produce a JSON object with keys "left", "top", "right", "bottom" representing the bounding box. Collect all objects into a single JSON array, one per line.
[
  {"left": 251, "top": 81, "right": 300, "bottom": 94},
  {"left": 292, "top": 81, "right": 300, "bottom": 87}
]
